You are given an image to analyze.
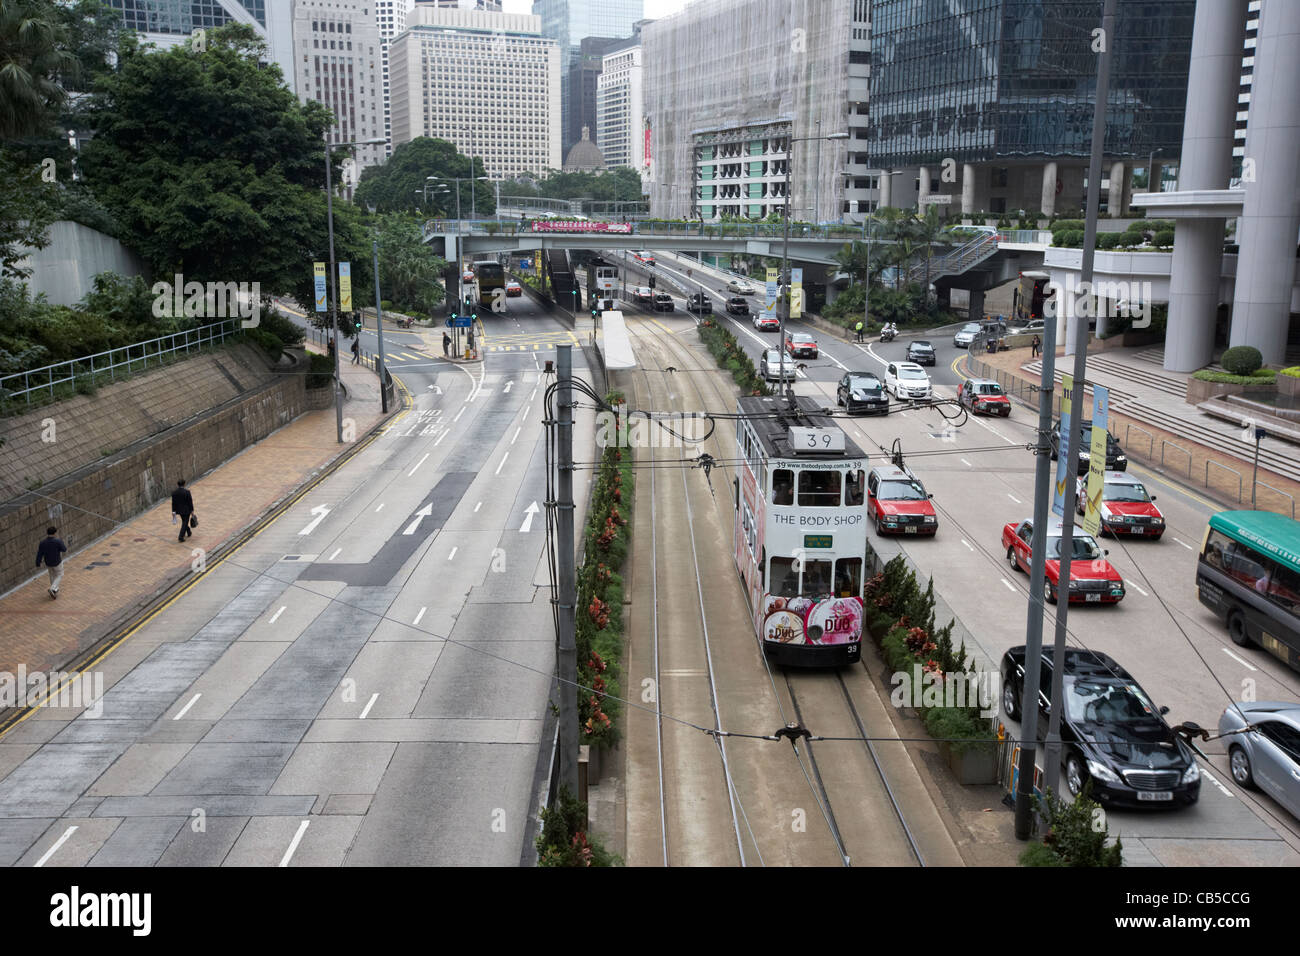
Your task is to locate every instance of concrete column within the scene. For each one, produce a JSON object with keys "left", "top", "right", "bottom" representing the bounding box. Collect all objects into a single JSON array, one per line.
[
  {"left": 879, "top": 170, "right": 892, "bottom": 208},
  {"left": 1040, "top": 162, "right": 1058, "bottom": 217},
  {"left": 961, "top": 163, "right": 976, "bottom": 214},
  {"left": 1228, "top": 0, "right": 1300, "bottom": 366},
  {"left": 1149, "top": 161, "right": 1162, "bottom": 194},
  {"left": 1164, "top": 0, "right": 1249, "bottom": 372},
  {"left": 969, "top": 287, "right": 986, "bottom": 321},
  {"left": 1108, "top": 161, "right": 1125, "bottom": 217},
  {"left": 918, "top": 166, "right": 931, "bottom": 210}
]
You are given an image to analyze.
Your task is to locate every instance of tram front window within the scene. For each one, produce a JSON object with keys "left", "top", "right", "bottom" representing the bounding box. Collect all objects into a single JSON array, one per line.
[
  {"left": 845, "top": 470, "right": 865, "bottom": 506},
  {"left": 835, "top": 558, "right": 863, "bottom": 597},
  {"left": 772, "top": 469, "right": 794, "bottom": 505},
  {"left": 802, "top": 560, "right": 833, "bottom": 597},
  {"left": 770, "top": 557, "right": 799, "bottom": 596},
  {"left": 798, "top": 470, "right": 841, "bottom": 507}
]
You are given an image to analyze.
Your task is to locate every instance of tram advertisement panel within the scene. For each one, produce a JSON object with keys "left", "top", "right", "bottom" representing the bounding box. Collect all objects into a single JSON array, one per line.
[{"left": 762, "top": 596, "right": 864, "bottom": 646}]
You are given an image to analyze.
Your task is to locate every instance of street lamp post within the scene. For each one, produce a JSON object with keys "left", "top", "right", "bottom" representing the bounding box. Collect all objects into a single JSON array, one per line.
[
  {"left": 778, "top": 128, "right": 848, "bottom": 407},
  {"left": 324, "top": 134, "right": 386, "bottom": 443}
]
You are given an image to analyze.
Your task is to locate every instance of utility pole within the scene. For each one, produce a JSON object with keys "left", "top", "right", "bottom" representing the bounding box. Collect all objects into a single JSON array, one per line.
[
  {"left": 555, "top": 344, "right": 579, "bottom": 795},
  {"left": 1251, "top": 427, "right": 1266, "bottom": 507},
  {"left": 1013, "top": 305, "right": 1060, "bottom": 839},
  {"left": 779, "top": 128, "right": 794, "bottom": 408},
  {"left": 324, "top": 137, "right": 344, "bottom": 444},
  {"left": 1043, "top": 0, "right": 1117, "bottom": 800},
  {"left": 372, "top": 237, "right": 388, "bottom": 414}
]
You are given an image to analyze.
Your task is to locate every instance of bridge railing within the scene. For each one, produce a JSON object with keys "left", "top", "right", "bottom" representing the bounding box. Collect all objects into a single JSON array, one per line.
[{"left": 422, "top": 218, "right": 874, "bottom": 242}]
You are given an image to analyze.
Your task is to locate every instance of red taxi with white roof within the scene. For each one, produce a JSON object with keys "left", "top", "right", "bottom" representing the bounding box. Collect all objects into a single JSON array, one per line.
[
  {"left": 957, "top": 377, "right": 1012, "bottom": 417},
  {"left": 867, "top": 465, "right": 937, "bottom": 536},
  {"left": 1075, "top": 471, "right": 1165, "bottom": 539},
  {"left": 1002, "top": 517, "right": 1126, "bottom": 604}
]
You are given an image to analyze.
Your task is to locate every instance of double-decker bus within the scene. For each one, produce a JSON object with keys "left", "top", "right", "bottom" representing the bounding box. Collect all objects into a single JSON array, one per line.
[
  {"left": 1197, "top": 510, "right": 1300, "bottom": 672},
  {"left": 473, "top": 259, "right": 506, "bottom": 307},
  {"left": 733, "top": 395, "right": 869, "bottom": 667}
]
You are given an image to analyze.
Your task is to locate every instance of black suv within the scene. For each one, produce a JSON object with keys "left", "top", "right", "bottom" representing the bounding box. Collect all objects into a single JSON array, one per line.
[
  {"left": 653, "top": 293, "right": 674, "bottom": 312},
  {"left": 836, "top": 372, "right": 889, "bottom": 415},
  {"left": 725, "top": 296, "right": 749, "bottom": 315},
  {"left": 1001, "top": 646, "right": 1200, "bottom": 808},
  {"left": 687, "top": 293, "right": 712, "bottom": 315},
  {"left": 906, "top": 341, "right": 936, "bottom": 366},
  {"left": 1050, "top": 419, "right": 1128, "bottom": 475}
]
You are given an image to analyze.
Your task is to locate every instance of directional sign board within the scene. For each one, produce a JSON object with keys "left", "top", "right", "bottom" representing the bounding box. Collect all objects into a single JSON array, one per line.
[{"left": 447, "top": 317, "right": 472, "bottom": 328}]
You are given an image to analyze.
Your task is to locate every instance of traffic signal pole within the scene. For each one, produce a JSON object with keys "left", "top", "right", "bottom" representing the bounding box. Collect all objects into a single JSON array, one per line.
[{"left": 555, "top": 344, "right": 579, "bottom": 795}]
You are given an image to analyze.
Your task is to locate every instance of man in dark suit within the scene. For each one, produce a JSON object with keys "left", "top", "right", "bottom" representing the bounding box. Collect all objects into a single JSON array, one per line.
[{"left": 172, "top": 478, "right": 195, "bottom": 542}]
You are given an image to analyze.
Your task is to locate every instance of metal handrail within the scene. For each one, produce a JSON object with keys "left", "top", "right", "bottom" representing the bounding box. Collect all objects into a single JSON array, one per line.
[
  {"left": 0, "top": 320, "right": 239, "bottom": 406},
  {"left": 1205, "top": 460, "right": 1243, "bottom": 503},
  {"left": 1254, "top": 481, "right": 1296, "bottom": 519},
  {"left": 1123, "top": 422, "right": 1156, "bottom": 458},
  {"left": 1160, "top": 439, "right": 1192, "bottom": 476}
]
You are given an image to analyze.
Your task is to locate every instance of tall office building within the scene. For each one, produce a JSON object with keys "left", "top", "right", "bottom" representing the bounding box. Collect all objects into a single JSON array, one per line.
[
  {"left": 107, "top": 0, "right": 297, "bottom": 92},
  {"left": 867, "top": 0, "right": 1195, "bottom": 217},
  {"left": 643, "top": 0, "right": 871, "bottom": 223},
  {"left": 596, "top": 35, "right": 644, "bottom": 176},
  {"left": 292, "top": 0, "right": 386, "bottom": 172},
  {"left": 532, "top": 0, "right": 644, "bottom": 154},
  {"left": 389, "top": 7, "right": 561, "bottom": 179},
  {"left": 374, "top": 0, "right": 415, "bottom": 160},
  {"left": 566, "top": 36, "right": 622, "bottom": 153},
  {"left": 422, "top": 0, "right": 503, "bottom": 8}
]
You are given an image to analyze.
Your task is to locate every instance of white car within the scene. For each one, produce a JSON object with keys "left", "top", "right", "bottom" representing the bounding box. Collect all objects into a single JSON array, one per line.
[
  {"left": 727, "top": 278, "right": 756, "bottom": 295},
  {"left": 631, "top": 286, "right": 654, "bottom": 305},
  {"left": 884, "top": 361, "right": 932, "bottom": 400}
]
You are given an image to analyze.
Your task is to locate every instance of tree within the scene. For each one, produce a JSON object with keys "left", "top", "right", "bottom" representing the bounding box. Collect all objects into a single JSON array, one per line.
[
  {"left": 0, "top": 0, "right": 78, "bottom": 140},
  {"left": 354, "top": 137, "right": 491, "bottom": 216},
  {"left": 80, "top": 23, "right": 365, "bottom": 305},
  {"left": 372, "top": 212, "right": 447, "bottom": 313}
]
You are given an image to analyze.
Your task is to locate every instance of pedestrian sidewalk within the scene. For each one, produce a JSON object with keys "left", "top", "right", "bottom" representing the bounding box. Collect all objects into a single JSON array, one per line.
[{"left": 0, "top": 356, "right": 393, "bottom": 678}]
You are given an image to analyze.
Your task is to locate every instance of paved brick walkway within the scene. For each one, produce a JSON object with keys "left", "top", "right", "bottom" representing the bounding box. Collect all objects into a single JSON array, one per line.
[{"left": 0, "top": 355, "right": 391, "bottom": 676}]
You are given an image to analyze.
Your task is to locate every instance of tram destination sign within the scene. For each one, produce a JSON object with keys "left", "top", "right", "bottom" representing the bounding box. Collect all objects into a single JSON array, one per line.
[
  {"left": 803, "top": 535, "right": 833, "bottom": 549},
  {"left": 788, "top": 426, "right": 845, "bottom": 453}
]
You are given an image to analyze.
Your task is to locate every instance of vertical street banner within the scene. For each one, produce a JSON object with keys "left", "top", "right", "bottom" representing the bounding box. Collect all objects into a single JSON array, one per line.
[
  {"left": 765, "top": 268, "right": 778, "bottom": 315},
  {"left": 1053, "top": 373, "right": 1075, "bottom": 517},
  {"left": 313, "top": 262, "right": 327, "bottom": 312},
  {"left": 791, "top": 268, "right": 803, "bottom": 319},
  {"left": 1082, "top": 385, "right": 1109, "bottom": 537},
  {"left": 338, "top": 262, "right": 352, "bottom": 312}
]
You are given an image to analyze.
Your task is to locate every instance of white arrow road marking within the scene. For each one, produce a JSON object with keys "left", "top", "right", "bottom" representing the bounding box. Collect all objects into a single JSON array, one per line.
[
  {"left": 403, "top": 504, "right": 433, "bottom": 535},
  {"left": 408, "top": 453, "right": 430, "bottom": 476},
  {"left": 520, "top": 501, "right": 540, "bottom": 533},
  {"left": 505, "top": 381, "right": 514, "bottom": 392},
  {"left": 1222, "top": 647, "right": 1257, "bottom": 671},
  {"left": 174, "top": 693, "right": 202, "bottom": 720},
  {"left": 35, "top": 827, "right": 78, "bottom": 867},
  {"left": 280, "top": 821, "right": 310, "bottom": 867},
  {"left": 359, "top": 693, "right": 378, "bottom": 719},
  {"left": 427, "top": 384, "right": 442, "bottom": 393},
  {"left": 298, "top": 505, "right": 330, "bottom": 536}
]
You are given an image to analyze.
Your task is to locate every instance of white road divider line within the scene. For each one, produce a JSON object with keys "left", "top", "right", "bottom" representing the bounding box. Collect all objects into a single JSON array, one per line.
[
  {"left": 1007, "top": 493, "right": 1022, "bottom": 504},
  {"left": 495, "top": 453, "right": 509, "bottom": 475},
  {"left": 173, "top": 693, "right": 202, "bottom": 720},
  {"left": 448, "top": 547, "right": 458, "bottom": 561},
  {"left": 374, "top": 503, "right": 385, "bottom": 512},
  {"left": 1199, "top": 765, "right": 1233, "bottom": 799},
  {"left": 1222, "top": 647, "right": 1257, "bottom": 671},
  {"left": 474, "top": 501, "right": 482, "bottom": 513},
  {"left": 1001, "top": 577, "right": 1017, "bottom": 592},
  {"left": 413, "top": 607, "right": 427, "bottom": 626},
  {"left": 960, "top": 539, "right": 975, "bottom": 552},
  {"left": 1129, "top": 582, "right": 1149, "bottom": 596},
  {"left": 512, "top": 426, "right": 521, "bottom": 445},
  {"left": 359, "top": 693, "right": 378, "bottom": 719},
  {"left": 279, "top": 821, "right": 310, "bottom": 867},
  {"left": 408, "top": 453, "right": 430, "bottom": 476},
  {"left": 34, "top": 826, "right": 78, "bottom": 867},
  {"left": 434, "top": 431, "right": 448, "bottom": 446},
  {"left": 1172, "top": 537, "right": 1195, "bottom": 551},
  {"left": 328, "top": 548, "right": 341, "bottom": 561},
  {"left": 453, "top": 407, "right": 465, "bottom": 422},
  {"left": 269, "top": 606, "right": 286, "bottom": 624}
]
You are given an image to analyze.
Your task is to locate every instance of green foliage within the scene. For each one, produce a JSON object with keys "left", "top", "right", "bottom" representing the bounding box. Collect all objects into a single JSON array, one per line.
[
  {"left": 1280, "top": 366, "right": 1300, "bottom": 379},
  {"left": 0, "top": 0, "right": 80, "bottom": 139},
  {"left": 1220, "top": 345, "right": 1264, "bottom": 375},
  {"left": 535, "top": 786, "right": 621, "bottom": 866},
  {"left": 0, "top": 149, "right": 61, "bottom": 280},
  {"left": 924, "top": 706, "right": 995, "bottom": 755},
  {"left": 1023, "top": 787, "right": 1123, "bottom": 867},
  {"left": 374, "top": 212, "right": 448, "bottom": 311},
  {"left": 1054, "top": 229, "right": 1085, "bottom": 248},
  {"left": 1018, "top": 842, "right": 1068, "bottom": 867},
  {"left": 245, "top": 328, "right": 282, "bottom": 362},
  {"left": 1192, "top": 368, "right": 1274, "bottom": 385},
  {"left": 257, "top": 309, "right": 305, "bottom": 348},
  {"left": 1049, "top": 219, "right": 1085, "bottom": 233},
  {"left": 696, "top": 317, "right": 769, "bottom": 395},
  {"left": 501, "top": 166, "right": 645, "bottom": 208},
  {"left": 1152, "top": 228, "right": 1174, "bottom": 248},
  {"left": 1095, "top": 232, "right": 1122, "bottom": 250},
  {"left": 355, "top": 136, "right": 491, "bottom": 216},
  {"left": 305, "top": 352, "right": 334, "bottom": 389}
]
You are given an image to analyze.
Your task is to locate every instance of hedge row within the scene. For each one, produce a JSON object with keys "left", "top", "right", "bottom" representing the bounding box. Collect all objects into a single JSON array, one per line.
[
  {"left": 696, "top": 317, "right": 769, "bottom": 395},
  {"left": 1191, "top": 369, "right": 1275, "bottom": 385}
]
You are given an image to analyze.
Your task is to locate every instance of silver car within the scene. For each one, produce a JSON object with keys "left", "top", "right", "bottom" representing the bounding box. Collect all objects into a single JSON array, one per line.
[
  {"left": 1219, "top": 701, "right": 1300, "bottom": 820},
  {"left": 760, "top": 349, "right": 796, "bottom": 381},
  {"left": 953, "top": 322, "right": 981, "bottom": 347}
]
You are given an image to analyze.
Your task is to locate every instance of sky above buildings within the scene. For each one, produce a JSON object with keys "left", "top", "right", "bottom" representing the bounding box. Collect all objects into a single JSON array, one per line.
[{"left": 505, "top": 0, "right": 687, "bottom": 18}]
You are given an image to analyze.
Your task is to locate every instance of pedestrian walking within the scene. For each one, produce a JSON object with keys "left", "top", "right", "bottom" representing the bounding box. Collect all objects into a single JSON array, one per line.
[
  {"left": 1031, "top": 335, "right": 1041, "bottom": 358},
  {"left": 854, "top": 320, "right": 864, "bottom": 343},
  {"left": 442, "top": 331, "right": 452, "bottom": 357},
  {"left": 467, "top": 328, "right": 475, "bottom": 355},
  {"left": 327, "top": 338, "right": 336, "bottom": 363},
  {"left": 350, "top": 336, "right": 360, "bottom": 365},
  {"left": 172, "top": 478, "right": 195, "bottom": 543},
  {"left": 36, "top": 526, "right": 67, "bottom": 599}
]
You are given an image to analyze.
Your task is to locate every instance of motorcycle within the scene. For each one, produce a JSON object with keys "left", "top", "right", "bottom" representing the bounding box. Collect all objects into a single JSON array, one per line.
[{"left": 880, "top": 327, "right": 896, "bottom": 342}]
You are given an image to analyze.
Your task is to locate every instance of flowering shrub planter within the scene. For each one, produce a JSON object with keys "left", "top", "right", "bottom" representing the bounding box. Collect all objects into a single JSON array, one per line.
[{"left": 696, "top": 318, "right": 769, "bottom": 395}]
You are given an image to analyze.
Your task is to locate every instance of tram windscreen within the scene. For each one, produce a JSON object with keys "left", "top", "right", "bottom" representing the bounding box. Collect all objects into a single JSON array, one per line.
[
  {"left": 768, "top": 557, "right": 836, "bottom": 598},
  {"left": 772, "top": 469, "right": 794, "bottom": 505},
  {"left": 845, "top": 470, "right": 865, "bottom": 506},
  {"left": 835, "top": 558, "right": 863, "bottom": 596},
  {"left": 798, "top": 470, "right": 841, "bottom": 507}
]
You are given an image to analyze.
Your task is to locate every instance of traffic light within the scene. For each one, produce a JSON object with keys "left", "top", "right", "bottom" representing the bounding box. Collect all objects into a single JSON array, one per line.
[
  {"left": 647, "top": 275, "right": 656, "bottom": 289},
  {"left": 354, "top": 315, "right": 362, "bottom": 331},
  {"left": 591, "top": 301, "right": 601, "bottom": 318},
  {"left": 465, "top": 294, "right": 475, "bottom": 320}
]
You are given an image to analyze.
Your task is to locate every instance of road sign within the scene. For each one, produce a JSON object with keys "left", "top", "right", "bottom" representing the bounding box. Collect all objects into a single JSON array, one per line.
[{"left": 447, "top": 316, "right": 472, "bottom": 328}]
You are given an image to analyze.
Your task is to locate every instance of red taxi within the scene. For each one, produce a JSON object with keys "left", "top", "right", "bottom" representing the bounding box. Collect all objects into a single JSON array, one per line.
[
  {"left": 1075, "top": 472, "right": 1165, "bottom": 538},
  {"left": 957, "top": 377, "right": 1011, "bottom": 417},
  {"left": 1002, "top": 517, "right": 1126, "bottom": 604},
  {"left": 753, "top": 313, "right": 780, "bottom": 331},
  {"left": 867, "top": 465, "right": 937, "bottom": 536}
]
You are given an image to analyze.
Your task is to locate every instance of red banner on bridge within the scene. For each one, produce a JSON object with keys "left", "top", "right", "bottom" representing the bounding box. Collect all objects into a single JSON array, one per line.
[{"left": 530, "top": 220, "right": 634, "bottom": 234}]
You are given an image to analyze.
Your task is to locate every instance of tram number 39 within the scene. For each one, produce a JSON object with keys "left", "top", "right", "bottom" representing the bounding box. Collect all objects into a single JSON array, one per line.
[{"left": 789, "top": 427, "right": 845, "bottom": 452}]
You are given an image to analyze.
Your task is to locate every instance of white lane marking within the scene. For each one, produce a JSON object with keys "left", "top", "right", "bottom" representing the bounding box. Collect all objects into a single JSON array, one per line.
[
  {"left": 520, "top": 501, "right": 540, "bottom": 533},
  {"left": 1200, "top": 765, "right": 1233, "bottom": 799},
  {"left": 960, "top": 539, "right": 975, "bottom": 552},
  {"left": 1000, "top": 577, "right": 1017, "bottom": 592},
  {"left": 961, "top": 458, "right": 973, "bottom": 468},
  {"left": 402, "top": 504, "right": 433, "bottom": 535},
  {"left": 407, "top": 453, "right": 430, "bottom": 476},
  {"left": 269, "top": 606, "right": 286, "bottom": 624},
  {"left": 359, "top": 693, "right": 378, "bottom": 719},
  {"left": 434, "top": 430, "right": 448, "bottom": 446},
  {"left": 374, "top": 503, "right": 385, "bottom": 513},
  {"left": 297, "top": 504, "right": 330, "bottom": 536},
  {"left": 1222, "top": 647, "right": 1257, "bottom": 671},
  {"left": 530, "top": 388, "right": 537, "bottom": 400},
  {"left": 173, "top": 693, "right": 202, "bottom": 720},
  {"left": 1129, "top": 582, "right": 1149, "bottom": 596},
  {"left": 280, "top": 821, "right": 310, "bottom": 867},
  {"left": 453, "top": 407, "right": 465, "bottom": 422},
  {"left": 1172, "top": 537, "right": 1195, "bottom": 551},
  {"left": 1007, "top": 493, "right": 1022, "bottom": 504},
  {"left": 495, "top": 453, "right": 509, "bottom": 475},
  {"left": 474, "top": 501, "right": 482, "bottom": 513},
  {"left": 448, "top": 547, "right": 458, "bottom": 560},
  {"left": 522, "top": 404, "right": 532, "bottom": 419},
  {"left": 821, "top": 349, "right": 849, "bottom": 371},
  {"left": 413, "top": 607, "right": 427, "bottom": 626},
  {"left": 511, "top": 426, "right": 521, "bottom": 444},
  {"left": 35, "top": 826, "right": 78, "bottom": 867},
  {"left": 328, "top": 548, "right": 342, "bottom": 561}
]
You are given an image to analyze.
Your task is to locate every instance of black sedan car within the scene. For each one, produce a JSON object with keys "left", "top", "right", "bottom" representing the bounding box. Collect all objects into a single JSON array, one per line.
[
  {"left": 686, "top": 293, "right": 712, "bottom": 314},
  {"left": 906, "top": 340, "right": 937, "bottom": 366},
  {"left": 836, "top": 372, "right": 889, "bottom": 415},
  {"left": 725, "top": 296, "right": 749, "bottom": 315},
  {"left": 1001, "top": 646, "right": 1200, "bottom": 808},
  {"left": 1050, "top": 418, "right": 1128, "bottom": 474}
]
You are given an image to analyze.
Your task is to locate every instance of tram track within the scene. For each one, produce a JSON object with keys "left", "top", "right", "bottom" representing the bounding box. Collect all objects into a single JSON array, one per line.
[{"left": 623, "top": 314, "right": 949, "bottom": 866}]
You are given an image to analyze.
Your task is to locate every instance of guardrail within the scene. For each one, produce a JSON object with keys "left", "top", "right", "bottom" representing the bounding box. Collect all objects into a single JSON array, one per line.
[
  {"left": 1160, "top": 439, "right": 1192, "bottom": 476},
  {"left": 1123, "top": 422, "right": 1156, "bottom": 458},
  {"left": 1205, "top": 460, "right": 1242, "bottom": 503},
  {"left": 423, "top": 218, "right": 878, "bottom": 242},
  {"left": 0, "top": 320, "right": 240, "bottom": 408},
  {"left": 1255, "top": 481, "right": 1296, "bottom": 519}
]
